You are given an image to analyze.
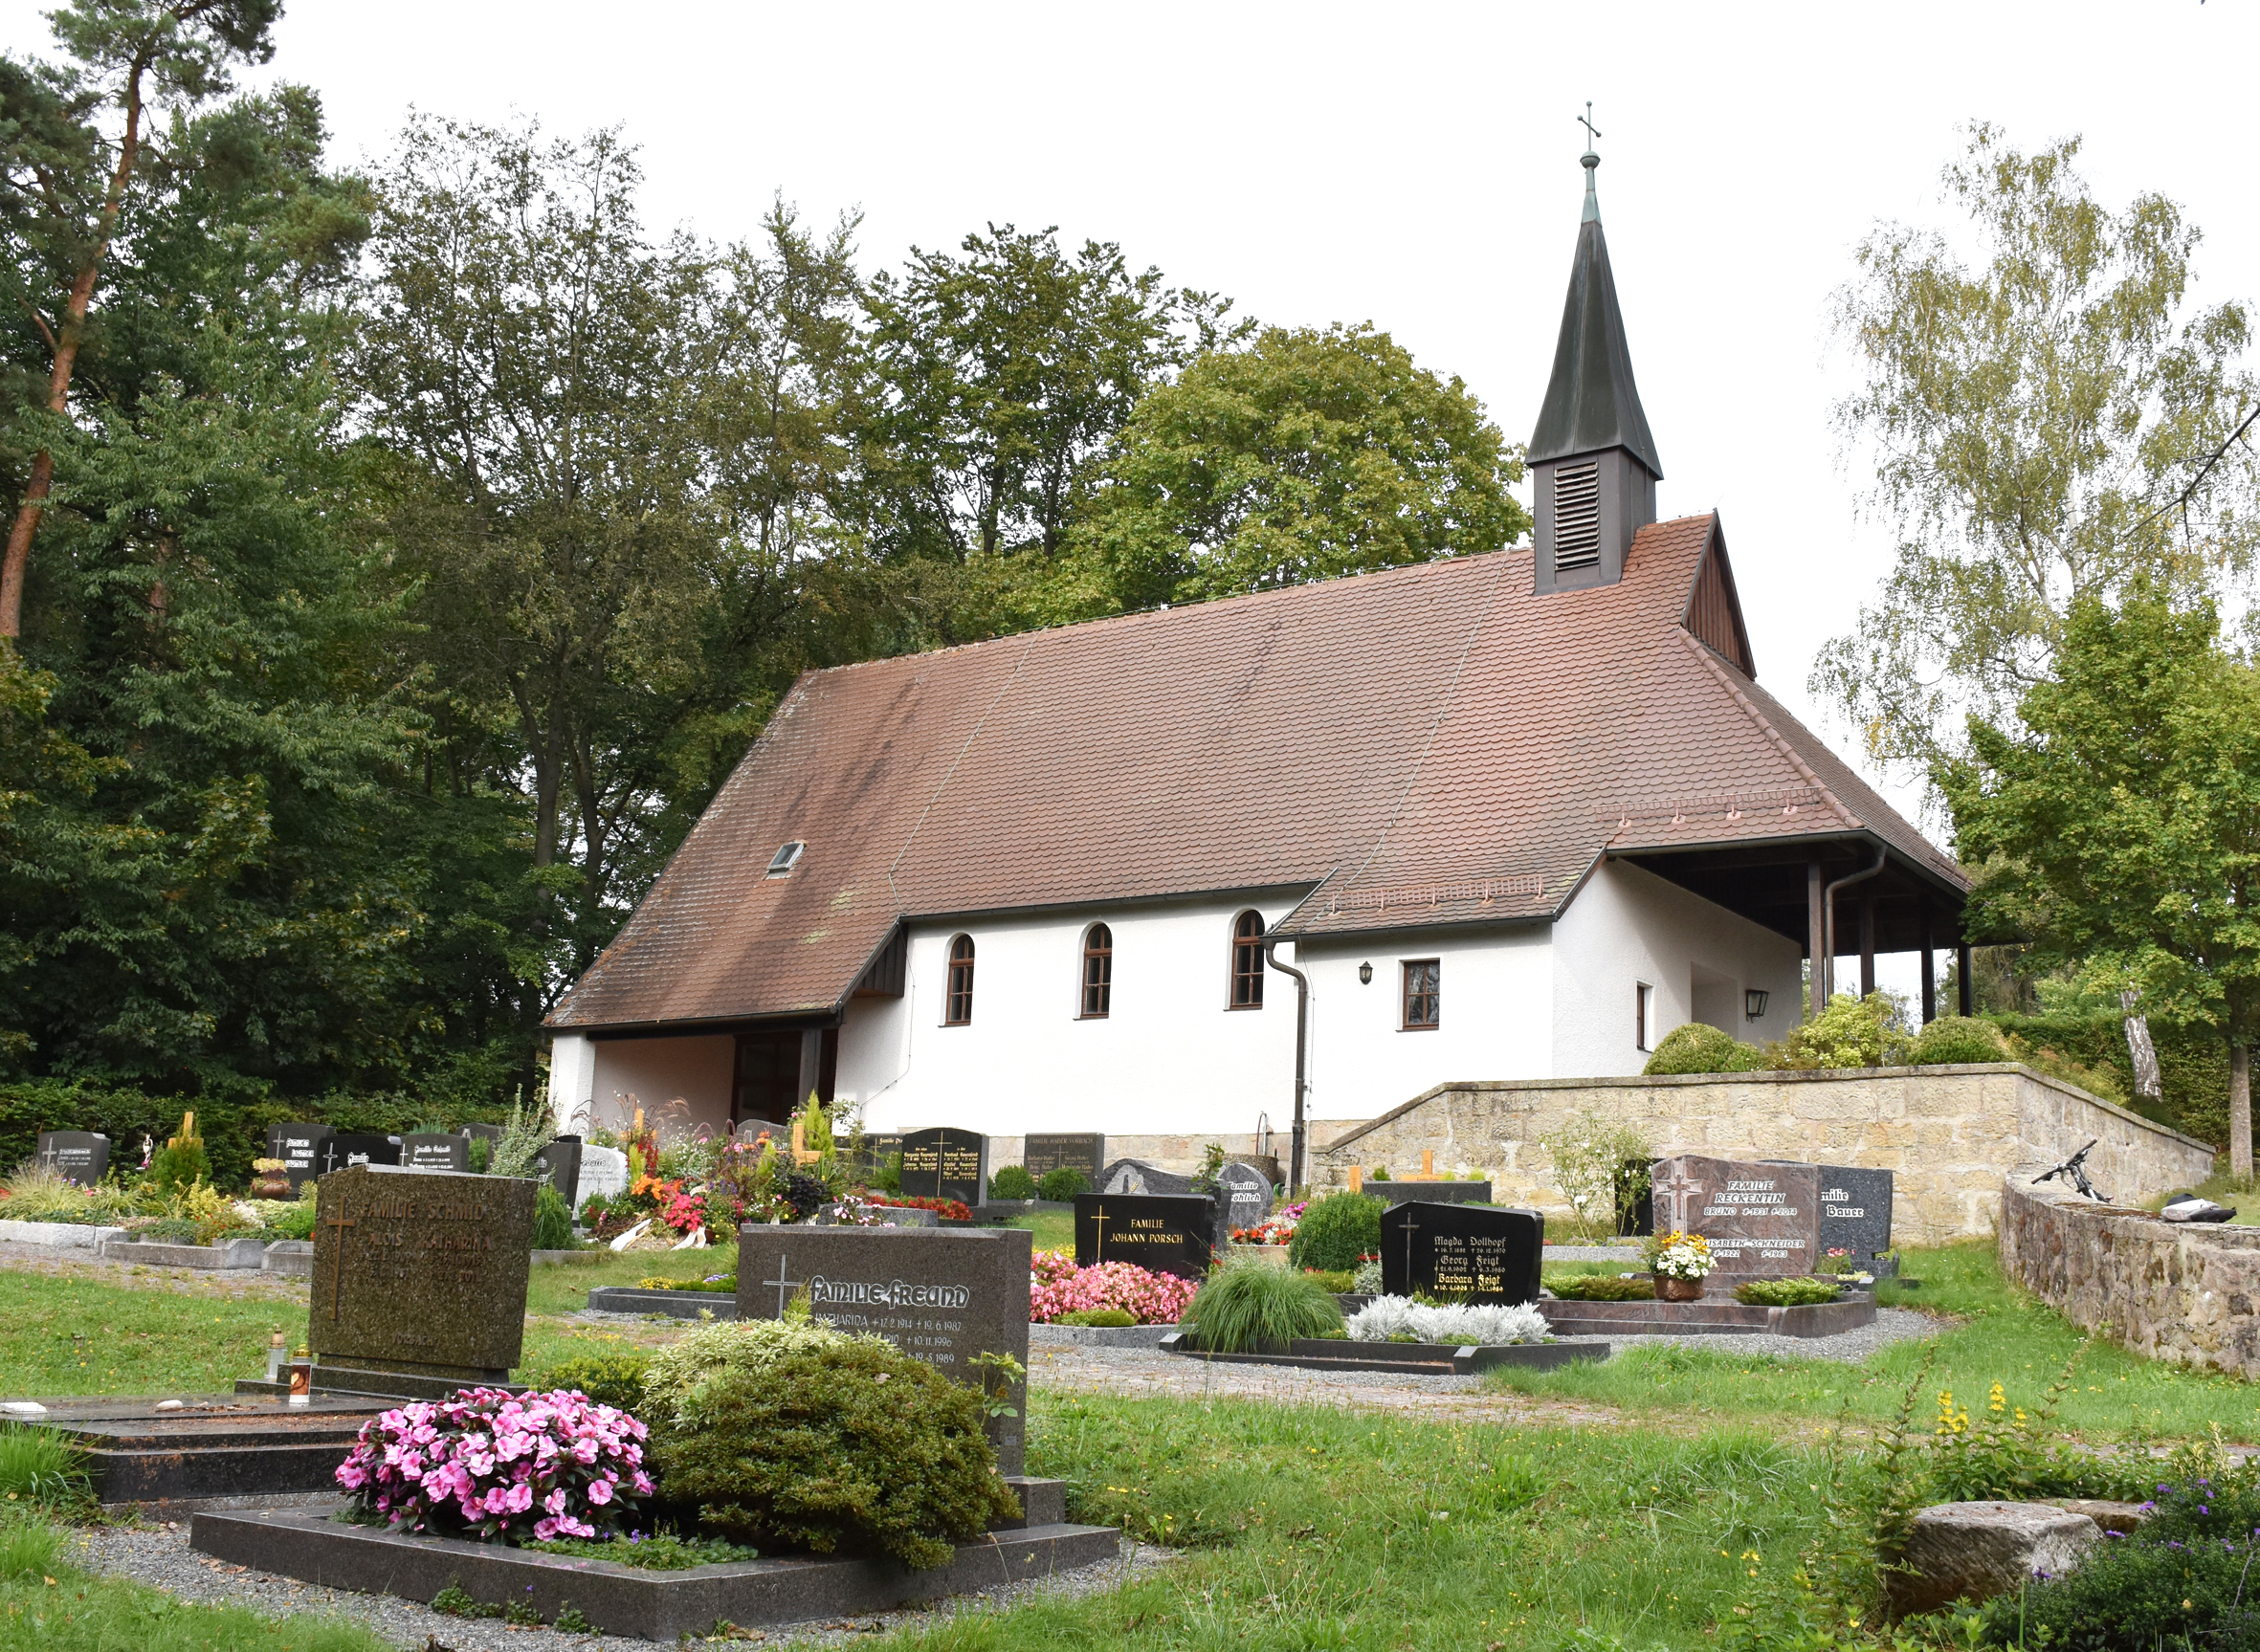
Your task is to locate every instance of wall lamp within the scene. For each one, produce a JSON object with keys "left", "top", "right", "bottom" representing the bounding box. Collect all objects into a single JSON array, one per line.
[
  {"left": 1358, "top": 962, "right": 1373, "bottom": 985},
  {"left": 1744, "top": 988, "right": 1770, "bottom": 1021}
]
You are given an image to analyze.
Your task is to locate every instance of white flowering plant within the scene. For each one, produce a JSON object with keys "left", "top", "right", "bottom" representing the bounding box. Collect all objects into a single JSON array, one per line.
[
  {"left": 1345, "top": 1296, "right": 1551, "bottom": 1346},
  {"left": 1643, "top": 1230, "right": 1715, "bottom": 1281}
]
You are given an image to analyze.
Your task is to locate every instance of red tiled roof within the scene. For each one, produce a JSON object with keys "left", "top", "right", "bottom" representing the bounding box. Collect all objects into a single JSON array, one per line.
[{"left": 547, "top": 515, "right": 1965, "bottom": 1030}]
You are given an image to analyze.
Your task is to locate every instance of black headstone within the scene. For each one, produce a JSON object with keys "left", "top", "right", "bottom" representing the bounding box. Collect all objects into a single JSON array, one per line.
[
  {"left": 308, "top": 1164, "right": 538, "bottom": 1398},
  {"left": 317, "top": 1134, "right": 402, "bottom": 1176},
  {"left": 898, "top": 1128, "right": 987, "bottom": 1207},
  {"left": 1024, "top": 1134, "right": 1105, "bottom": 1185},
  {"left": 1379, "top": 1201, "right": 1543, "bottom": 1305},
  {"left": 1098, "top": 1157, "right": 1192, "bottom": 1196},
  {"left": 1815, "top": 1166, "right": 1894, "bottom": 1260},
  {"left": 401, "top": 1133, "right": 470, "bottom": 1174},
  {"left": 35, "top": 1131, "right": 108, "bottom": 1187},
  {"left": 268, "top": 1124, "right": 334, "bottom": 1194},
  {"left": 1074, "top": 1192, "right": 1214, "bottom": 1281},
  {"left": 735, "top": 1225, "right": 1033, "bottom": 1474},
  {"left": 532, "top": 1135, "right": 583, "bottom": 1207},
  {"left": 460, "top": 1123, "right": 505, "bottom": 1146},
  {"left": 853, "top": 1134, "right": 903, "bottom": 1178},
  {"left": 1215, "top": 1162, "right": 1274, "bottom": 1236}
]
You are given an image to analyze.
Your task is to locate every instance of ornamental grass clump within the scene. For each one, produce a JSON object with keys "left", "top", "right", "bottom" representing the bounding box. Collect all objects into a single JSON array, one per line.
[
  {"left": 1286, "top": 1191, "right": 1381, "bottom": 1270},
  {"left": 335, "top": 1387, "right": 653, "bottom": 1542},
  {"left": 642, "top": 1318, "right": 1018, "bottom": 1570},
  {"left": 1345, "top": 1297, "right": 1549, "bottom": 1345},
  {"left": 1028, "top": 1251, "right": 1197, "bottom": 1324},
  {"left": 1184, "top": 1260, "right": 1344, "bottom": 1352}
]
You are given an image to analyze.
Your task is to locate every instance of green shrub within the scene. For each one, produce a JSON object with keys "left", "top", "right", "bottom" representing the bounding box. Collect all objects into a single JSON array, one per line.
[
  {"left": 1184, "top": 1261, "right": 1345, "bottom": 1352},
  {"left": 147, "top": 1113, "right": 210, "bottom": 1198},
  {"left": 1053, "top": 1308, "right": 1135, "bottom": 1328},
  {"left": 1771, "top": 993, "right": 1908, "bottom": 1070},
  {"left": 1299, "top": 1268, "right": 1355, "bottom": 1293},
  {"left": 1731, "top": 1277, "right": 1841, "bottom": 1307},
  {"left": 1908, "top": 1015, "right": 2008, "bottom": 1066},
  {"left": 1544, "top": 1274, "right": 1656, "bottom": 1302},
  {"left": 264, "top": 1184, "right": 321, "bottom": 1240},
  {"left": 1036, "top": 1167, "right": 1090, "bottom": 1201},
  {"left": 644, "top": 1322, "right": 1017, "bottom": 1569},
  {"left": 1350, "top": 1257, "right": 1384, "bottom": 1294},
  {"left": 532, "top": 1352, "right": 652, "bottom": 1411},
  {"left": 1287, "top": 1192, "right": 1382, "bottom": 1271},
  {"left": 1643, "top": 1022, "right": 1769, "bottom": 1075},
  {"left": 531, "top": 1185, "right": 574, "bottom": 1250},
  {"left": 875, "top": 1152, "right": 903, "bottom": 1194},
  {"left": 987, "top": 1165, "right": 1038, "bottom": 1200},
  {"left": 1369, "top": 1166, "right": 1389, "bottom": 1180}
]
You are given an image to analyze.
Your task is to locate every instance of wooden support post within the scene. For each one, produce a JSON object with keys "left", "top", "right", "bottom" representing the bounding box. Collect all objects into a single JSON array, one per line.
[
  {"left": 1957, "top": 942, "right": 1974, "bottom": 1017},
  {"left": 1920, "top": 900, "right": 1937, "bottom": 1024},
  {"left": 1859, "top": 892, "right": 1876, "bottom": 998},
  {"left": 1806, "top": 860, "right": 1826, "bottom": 1021}
]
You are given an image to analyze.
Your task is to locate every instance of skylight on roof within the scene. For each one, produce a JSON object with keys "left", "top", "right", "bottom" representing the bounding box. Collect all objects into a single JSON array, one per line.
[{"left": 766, "top": 840, "right": 806, "bottom": 878}]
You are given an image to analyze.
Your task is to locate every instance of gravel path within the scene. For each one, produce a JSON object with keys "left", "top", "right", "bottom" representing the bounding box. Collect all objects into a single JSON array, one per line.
[
  {"left": 1593, "top": 1306, "right": 1939, "bottom": 1364},
  {"left": 70, "top": 1518, "right": 1172, "bottom": 1651}
]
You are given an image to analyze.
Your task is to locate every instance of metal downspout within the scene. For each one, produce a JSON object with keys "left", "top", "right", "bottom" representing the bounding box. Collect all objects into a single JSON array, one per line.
[
  {"left": 1820, "top": 848, "right": 1888, "bottom": 1002},
  {"left": 1265, "top": 938, "right": 1311, "bottom": 1194}
]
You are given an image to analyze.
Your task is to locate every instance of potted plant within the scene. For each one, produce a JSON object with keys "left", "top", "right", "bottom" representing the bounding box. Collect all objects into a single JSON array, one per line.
[{"left": 1643, "top": 1230, "right": 1714, "bottom": 1301}]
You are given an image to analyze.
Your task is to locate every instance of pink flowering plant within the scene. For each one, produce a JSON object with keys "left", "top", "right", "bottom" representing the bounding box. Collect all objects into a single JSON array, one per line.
[
  {"left": 1029, "top": 1249, "right": 1198, "bottom": 1324},
  {"left": 334, "top": 1387, "right": 654, "bottom": 1542}
]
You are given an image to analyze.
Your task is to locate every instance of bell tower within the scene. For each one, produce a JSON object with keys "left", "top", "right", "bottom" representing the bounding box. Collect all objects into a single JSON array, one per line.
[{"left": 1529, "top": 115, "right": 1662, "bottom": 594}]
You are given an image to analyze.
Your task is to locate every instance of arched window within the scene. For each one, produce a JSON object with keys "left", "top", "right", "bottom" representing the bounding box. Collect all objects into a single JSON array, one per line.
[
  {"left": 1230, "top": 911, "right": 1265, "bottom": 1008},
  {"left": 944, "top": 935, "right": 975, "bottom": 1025},
  {"left": 1080, "top": 923, "right": 1113, "bottom": 1019}
]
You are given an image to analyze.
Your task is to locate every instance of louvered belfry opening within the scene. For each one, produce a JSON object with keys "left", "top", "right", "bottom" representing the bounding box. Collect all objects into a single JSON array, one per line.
[{"left": 1552, "top": 459, "right": 1603, "bottom": 571}]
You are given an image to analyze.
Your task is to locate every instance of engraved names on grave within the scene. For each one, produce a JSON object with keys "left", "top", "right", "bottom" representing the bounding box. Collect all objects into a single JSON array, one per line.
[
  {"left": 1379, "top": 1201, "right": 1543, "bottom": 1305},
  {"left": 1651, "top": 1154, "right": 1819, "bottom": 1278},
  {"left": 899, "top": 1128, "right": 987, "bottom": 1207},
  {"left": 35, "top": 1131, "right": 107, "bottom": 1186},
  {"left": 267, "top": 1124, "right": 334, "bottom": 1194},
  {"left": 1023, "top": 1134, "right": 1104, "bottom": 1187},
  {"left": 1073, "top": 1192, "right": 1212, "bottom": 1280}
]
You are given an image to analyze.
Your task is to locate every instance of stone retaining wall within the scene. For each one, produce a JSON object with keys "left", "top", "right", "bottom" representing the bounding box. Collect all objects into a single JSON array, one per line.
[
  {"left": 1998, "top": 1175, "right": 2260, "bottom": 1377},
  {"left": 1311, "top": 1065, "right": 2216, "bottom": 1247}
]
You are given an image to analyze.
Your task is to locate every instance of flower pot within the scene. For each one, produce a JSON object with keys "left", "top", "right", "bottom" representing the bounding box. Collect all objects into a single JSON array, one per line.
[{"left": 1654, "top": 1275, "right": 1703, "bottom": 1302}]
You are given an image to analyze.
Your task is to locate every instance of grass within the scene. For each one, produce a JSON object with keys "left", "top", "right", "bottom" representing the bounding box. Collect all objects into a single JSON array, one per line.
[
  {"left": 521, "top": 1239, "right": 740, "bottom": 1317},
  {"left": 994, "top": 1209, "right": 1075, "bottom": 1253},
  {"left": 0, "top": 1271, "right": 304, "bottom": 1396},
  {"left": 1491, "top": 1241, "right": 2260, "bottom": 1443}
]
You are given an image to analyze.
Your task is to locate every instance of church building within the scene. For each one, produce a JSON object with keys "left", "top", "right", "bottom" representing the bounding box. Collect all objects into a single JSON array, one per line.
[{"left": 543, "top": 146, "right": 1970, "bottom": 1178}]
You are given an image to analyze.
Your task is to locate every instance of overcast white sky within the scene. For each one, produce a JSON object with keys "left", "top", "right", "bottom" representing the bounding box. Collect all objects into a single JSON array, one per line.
[{"left": 8, "top": 0, "right": 2254, "bottom": 999}]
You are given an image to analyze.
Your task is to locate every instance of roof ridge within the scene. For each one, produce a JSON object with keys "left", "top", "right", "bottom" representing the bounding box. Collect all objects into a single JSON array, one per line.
[{"left": 1674, "top": 629, "right": 1861, "bottom": 829}]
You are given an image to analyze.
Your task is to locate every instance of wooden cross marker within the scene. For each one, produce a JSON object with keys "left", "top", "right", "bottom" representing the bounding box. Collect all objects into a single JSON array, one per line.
[
  {"left": 763, "top": 1252, "right": 804, "bottom": 1317},
  {"left": 320, "top": 1205, "right": 357, "bottom": 1321}
]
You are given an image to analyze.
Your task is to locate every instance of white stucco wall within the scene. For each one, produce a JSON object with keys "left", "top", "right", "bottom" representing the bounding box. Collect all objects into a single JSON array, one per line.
[
  {"left": 1293, "top": 927, "right": 1554, "bottom": 1126},
  {"left": 1549, "top": 857, "right": 1805, "bottom": 1076},
  {"left": 546, "top": 1033, "right": 597, "bottom": 1133},
  {"left": 581, "top": 1033, "right": 736, "bottom": 1136},
  {"left": 836, "top": 898, "right": 1299, "bottom": 1139}
]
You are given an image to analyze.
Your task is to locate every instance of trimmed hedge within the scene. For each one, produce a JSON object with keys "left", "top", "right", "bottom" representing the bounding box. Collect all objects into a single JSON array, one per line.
[
  {"left": 1642, "top": 1023, "right": 1768, "bottom": 1076},
  {"left": 1986, "top": 1012, "right": 2229, "bottom": 1147},
  {"left": 1288, "top": 1192, "right": 1383, "bottom": 1271}
]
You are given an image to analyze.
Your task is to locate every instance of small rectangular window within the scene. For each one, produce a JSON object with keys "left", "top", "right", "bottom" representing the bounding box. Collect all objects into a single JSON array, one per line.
[
  {"left": 1402, "top": 959, "right": 1440, "bottom": 1030},
  {"left": 1635, "top": 981, "right": 1654, "bottom": 1051}
]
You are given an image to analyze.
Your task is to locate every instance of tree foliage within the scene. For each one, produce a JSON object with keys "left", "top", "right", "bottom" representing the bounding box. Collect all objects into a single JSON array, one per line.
[{"left": 1817, "top": 125, "right": 2260, "bottom": 779}]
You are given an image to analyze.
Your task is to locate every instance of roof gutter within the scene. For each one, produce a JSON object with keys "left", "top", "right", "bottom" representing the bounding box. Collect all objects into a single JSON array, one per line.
[
  {"left": 1263, "top": 936, "right": 1312, "bottom": 1196},
  {"left": 1820, "top": 847, "right": 1888, "bottom": 1002}
]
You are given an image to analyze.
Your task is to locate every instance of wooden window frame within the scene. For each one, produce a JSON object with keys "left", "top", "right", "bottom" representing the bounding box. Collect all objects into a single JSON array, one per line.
[
  {"left": 944, "top": 934, "right": 975, "bottom": 1026},
  {"left": 1079, "top": 923, "right": 1113, "bottom": 1019},
  {"left": 1401, "top": 958, "right": 1440, "bottom": 1030},
  {"left": 1634, "top": 980, "right": 1653, "bottom": 1051},
  {"left": 1229, "top": 911, "right": 1265, "bottom": 1009}
]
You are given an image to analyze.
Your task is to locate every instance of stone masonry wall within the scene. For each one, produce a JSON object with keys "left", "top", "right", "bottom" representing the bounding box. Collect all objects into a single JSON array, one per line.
[
  {"left": 1310, "top": 1065, "right": 2216, "bottom": 1247},
  {"left": 1999, "top": 1175, "right": 2260, "bottom": 1378}
]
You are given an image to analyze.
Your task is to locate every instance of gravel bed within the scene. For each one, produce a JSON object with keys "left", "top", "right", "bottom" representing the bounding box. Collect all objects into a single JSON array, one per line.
[
  {"left": 1599, "top": 1306, "right": 1938, "bottom": 1364},
  {"left": 71, "top": 1518, "right": 1170, "bottom": 1650}
]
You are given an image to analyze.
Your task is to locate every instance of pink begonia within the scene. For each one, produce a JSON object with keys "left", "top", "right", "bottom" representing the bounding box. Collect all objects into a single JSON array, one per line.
[
  {"left": 335, "top": 1387, "right": 649, "bottom": 1541},
  {"left": 1027, "top": 1250, "right": 1198, "bottom": 1324}
]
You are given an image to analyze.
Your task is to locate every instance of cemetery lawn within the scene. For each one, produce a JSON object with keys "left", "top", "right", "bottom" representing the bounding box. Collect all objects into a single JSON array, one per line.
[
  {"left": 0, "top": 1268, "right": 303, "bottom": 1395},
  {"left": 1493, "top": 1241, "right": 2260, "bottom": 1443},
  {"left": 0, "top": 1537, "right": 388, "bottom": 1652},
  {"left": 997, "top": 1209, "right": 1076, "bottom": 1252}
]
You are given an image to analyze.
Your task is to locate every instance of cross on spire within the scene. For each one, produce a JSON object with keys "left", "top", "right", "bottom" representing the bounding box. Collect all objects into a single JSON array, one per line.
[{"left": 1578, "top": 100, "right": 1602, "bottom": 155}]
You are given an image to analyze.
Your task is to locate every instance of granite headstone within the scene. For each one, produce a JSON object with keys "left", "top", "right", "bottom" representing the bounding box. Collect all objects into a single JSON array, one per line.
[
  {"left": 1074, "top": 1192, "right": 1214, "bottom": 1281},
  {"left": 267, "top": 1124, "right": 334, "bottom": 1195},
  {"left": 532, "top": 1135, "right": 583, "bottom": 1207},
  {"left": 318, "top": 1134, "right": 402, "bottom": 1175},
  {"left": 35, "top": 1131, "right": 108, "bottom": 1186},
  {"left": 1818, "top": 1166, "right": 1894, "bottom": 1260},
  {"left": 853, "top": 1134, "right": 903, "bottom": 1178},
  {"left": 1023, "top": 1134, "right": 1105, "bottom": 1187},
  {"left": 578, "top": 1144, "right": 630, "bottom": 1204},
  {"left": 734, "top": 1224, "right": 1034, "bottom": 1473},
  {"left": 307, "top": 1164, "right": 538, "bottom": 1397},
  {"left": 1650, "top": 1154, "right": 1820, "bottom": 1278},
  {"left": 1379, "top": 1200, "right": 1543, "bottom": 1305},
  {"left": 1098, "top": 1158, "right": 1191, "bottom": 1196},
  {"left": 1215, "top": 1162, "right": 1274, "bottom": 1236},
  {"left": 402, "top": 1133, "right": 470, "bottom": 1174},
  {"left": 898, "top": 1128, "right": 987, "bottom": 1207}
]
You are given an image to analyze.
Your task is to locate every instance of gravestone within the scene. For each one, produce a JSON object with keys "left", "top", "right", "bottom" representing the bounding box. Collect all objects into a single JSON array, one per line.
[
  {"left": 401, "top": 1133, "right": 470, "bottom": 1174},
  {"left": 1074, "top": 1192, "right": 1214, "bottom": 1281},
  {"left": 1024, "top": 1134, "right": 1105, "bottom": 1188},
  {"left": 1817, "top": 1166, "right": 1894, "bottom": 1260},
  {"left": 898, "top": 1127, "right": 987, "bottom": 1207},
  {"left": 35, "top": 1131, "right": 108, "bottom": 1186},
  {"left": 853, "top": 1134, "right": 903, "bottom": 1178},
  {"left": 532, "top": 1135, "right": 583, "bottom": 1206},
  {"left": 306, "top": 1164, "right": 539, "bottom": 1399},
  {"left": 1215, "top": 1162, "right": 1274, "bottom": 1236},
  {"left": 460, "top": 1123, "right": 504, "bottom": 1146},
  {"left": 267, "top": 1124, "right": 334, "bottom": 1195},
  {"left": 578, "top": 1144, "right": 630, "bottom": 1204},
  {"left": 1650, "top": 1154, "right": 1819, "bottom": 1278},
  {"left": 317, "top": 1134, "right": 402, "bottom": 1176},
  {"left": 735, "top": 1225, "right": 1033, "bottom": 1474},
  {"left": 1099, "top": 1158, "right": 1192, "bottom": 1196},
  {"left": 1379, "top": 1201, "right": 1544, "bottom": 1305}
]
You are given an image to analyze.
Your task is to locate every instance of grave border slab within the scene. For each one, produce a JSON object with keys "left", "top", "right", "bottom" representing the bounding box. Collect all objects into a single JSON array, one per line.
[{"left": 1157, "top": 1332, "right": 1607, "bottom": 1376}]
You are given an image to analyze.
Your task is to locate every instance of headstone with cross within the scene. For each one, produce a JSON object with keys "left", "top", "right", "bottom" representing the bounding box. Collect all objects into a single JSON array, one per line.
[
  {"left": 1073, "top": 1192, "right": 1213, "bottom": 1280},
  {"left": 1651, "top": 1154, "right": 1821, "bottom": 1279},
  {"left": 734, "top": 1223, "right": 1034, "bottom": 1474},
  {"left": 35, "top": 1131, "right": 108, "bottom": 1187},
  {"left": 899, "top": 1127, "right": 988, "bottom": 1207},
  {"left": 1651, "top": 1162, "right": 1708, "bottom": 1234},
  {"left": 302, "top": 1163, "right": 539, "bottom": 1399},
  {"left": 1380, "top": 1200, "right": 1543, "bottom": 1305},
  {"left": 267, "top": 1123, "right": 334, "bottom": 1195}
]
